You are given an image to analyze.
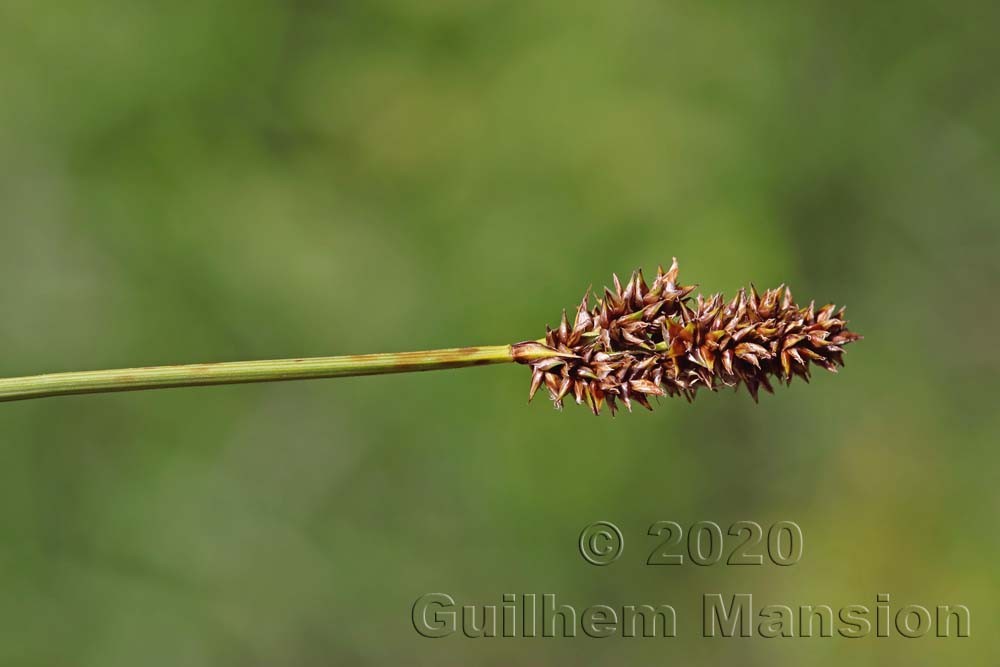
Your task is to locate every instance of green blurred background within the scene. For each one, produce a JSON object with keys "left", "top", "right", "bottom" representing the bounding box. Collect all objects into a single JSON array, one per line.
[{"left": 1, "top": 1, "right": 997, "bottom": 664}]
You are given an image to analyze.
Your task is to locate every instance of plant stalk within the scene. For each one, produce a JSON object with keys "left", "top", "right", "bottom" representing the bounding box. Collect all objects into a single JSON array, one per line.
[{"left": 0, "top": 344, "right": 544, "bottom": 403}]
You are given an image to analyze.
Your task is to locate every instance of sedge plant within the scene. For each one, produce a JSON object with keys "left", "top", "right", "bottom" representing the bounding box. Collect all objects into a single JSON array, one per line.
[{"left": 0, "top": 259, "right": 860, "bottom": 414}]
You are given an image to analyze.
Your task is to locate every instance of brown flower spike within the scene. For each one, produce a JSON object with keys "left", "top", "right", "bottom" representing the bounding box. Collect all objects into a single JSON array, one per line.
[{"left": 512, "top": 259, "right": 862, "bottom": 415}]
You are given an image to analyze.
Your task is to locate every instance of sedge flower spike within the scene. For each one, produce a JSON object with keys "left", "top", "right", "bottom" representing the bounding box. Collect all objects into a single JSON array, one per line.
[
  {"left": 511, "top": 258, "right": 862, "bottom": 415},
  {"left": 0, "top": 259, "right": 860, "bottom": 408}
]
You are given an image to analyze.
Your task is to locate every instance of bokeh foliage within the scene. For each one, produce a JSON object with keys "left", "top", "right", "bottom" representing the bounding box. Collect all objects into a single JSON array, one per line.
[{"left": 0, "top": 1, "right": 997, "bottom": 664}]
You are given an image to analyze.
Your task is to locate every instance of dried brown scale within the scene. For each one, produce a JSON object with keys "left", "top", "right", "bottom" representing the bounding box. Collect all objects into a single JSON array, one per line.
[{"left": 512, "top": 259, "right": 862, "bottom": 416}]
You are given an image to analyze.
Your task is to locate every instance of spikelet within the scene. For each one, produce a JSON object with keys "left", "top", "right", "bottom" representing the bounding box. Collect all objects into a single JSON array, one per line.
[{"left": 512, "top": 259, "right": 862, "bottom": 415}]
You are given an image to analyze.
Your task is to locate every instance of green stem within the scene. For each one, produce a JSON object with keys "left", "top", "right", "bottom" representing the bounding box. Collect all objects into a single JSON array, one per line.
[{"left": 0, "top": 345, "right": 524, "bottom": 403}]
